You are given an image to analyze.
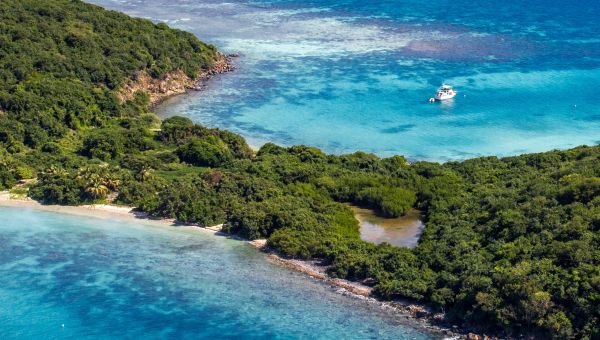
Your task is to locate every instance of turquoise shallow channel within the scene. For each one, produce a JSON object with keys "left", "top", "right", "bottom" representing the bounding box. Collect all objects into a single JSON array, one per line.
[
  {"left": 91, "top": 0, "right": 600, "bottom": 161},
  {"left": 0, "top": 206, "right": 436, "bottom": 339}
]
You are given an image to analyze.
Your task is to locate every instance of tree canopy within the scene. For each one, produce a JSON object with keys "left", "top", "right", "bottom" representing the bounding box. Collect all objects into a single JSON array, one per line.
[{"left": 0, "top": 1, "right": 598, "bottom": 338}]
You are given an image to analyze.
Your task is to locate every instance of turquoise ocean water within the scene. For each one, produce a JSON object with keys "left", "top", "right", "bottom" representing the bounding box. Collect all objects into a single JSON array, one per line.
[
  {"left": 4, "top": 0, "right": 598, "bottom": 337},
  {"left": 91, "top": 0, "right": 600, "bottom": 161},
  {"left": 0, "top": 206, "right": 434, "bottom": 339}
]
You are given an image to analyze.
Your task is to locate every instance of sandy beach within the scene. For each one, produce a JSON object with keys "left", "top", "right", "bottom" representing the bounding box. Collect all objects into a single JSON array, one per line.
[{"left": 0, "top": 192, "right": 222, "bottom": 236}]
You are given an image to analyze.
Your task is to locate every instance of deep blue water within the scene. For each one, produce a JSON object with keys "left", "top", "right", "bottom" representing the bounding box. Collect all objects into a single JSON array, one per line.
[
  {"left": 90, "top": 0, "right": 600, "bottom": 161},
  {"left": 0, "top": 206, "right": 435, "bottom": 339}
]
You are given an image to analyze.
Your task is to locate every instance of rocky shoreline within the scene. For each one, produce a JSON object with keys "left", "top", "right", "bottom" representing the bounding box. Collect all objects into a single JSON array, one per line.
[
  {"left": 117, "top": 52, "right": 237, "bottom": 107},
  {"left": 247, "top": 240, "right": 497, "bottom": 340}
]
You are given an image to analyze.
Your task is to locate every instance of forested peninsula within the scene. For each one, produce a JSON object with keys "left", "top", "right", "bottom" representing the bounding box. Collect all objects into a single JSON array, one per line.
[{"left": 0, "top": 1, "right": 598, "bottom": 338}]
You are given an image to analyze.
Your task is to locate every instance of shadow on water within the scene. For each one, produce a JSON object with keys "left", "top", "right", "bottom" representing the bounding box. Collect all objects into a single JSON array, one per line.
[{"left": 352, "top": 206, "right": 425, "bottom": 248}]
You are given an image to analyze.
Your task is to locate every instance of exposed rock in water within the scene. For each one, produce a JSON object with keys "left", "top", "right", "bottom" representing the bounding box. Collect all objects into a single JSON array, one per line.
[
  {"left": 117, "top": 52, "right": 235, "bottom": 106},
  {"left": 433, "top": 313, "right": 445, "bottom": 322}
]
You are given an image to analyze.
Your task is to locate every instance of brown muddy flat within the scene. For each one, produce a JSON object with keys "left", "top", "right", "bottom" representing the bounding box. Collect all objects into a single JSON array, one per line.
[{"left": 352, "top": 207, "right": 424, "bottom": 248}]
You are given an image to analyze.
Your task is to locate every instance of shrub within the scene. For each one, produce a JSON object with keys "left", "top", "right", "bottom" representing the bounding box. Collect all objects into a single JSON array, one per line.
[
  {"left": 81, "top": 129, "right": 125, "bottom": 161},
  {"left": 176, "top": 136, "right": 233, "bottom": 167},
  {"left": 357, "top": 186, "right": 416, "bottom": 217}
]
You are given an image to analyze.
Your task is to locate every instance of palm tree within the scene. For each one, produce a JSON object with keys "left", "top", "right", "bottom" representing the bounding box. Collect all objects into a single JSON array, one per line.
[
  {"left": 136, "top": 167, "right": 154, "bottom": 182},
  {"left": 45, "top": 166, "right": 67, "bottom": 177},
  {"left": 77, "top": 164, "right": 111, "bottom": 180},
  {"left": 77, "top": 165, "right": 120, "bottom": 198},
  {"left": 103, "top": 178, "right": 121, "bottom": 190},
  {"left": 84, "top": 179, "right": 109, "bottom": 201}
]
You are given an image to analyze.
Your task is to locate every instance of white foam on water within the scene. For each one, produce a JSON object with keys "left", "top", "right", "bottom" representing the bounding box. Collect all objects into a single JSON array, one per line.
[{"left": 96, "top": 0, "right": 462, "bottom": 58}]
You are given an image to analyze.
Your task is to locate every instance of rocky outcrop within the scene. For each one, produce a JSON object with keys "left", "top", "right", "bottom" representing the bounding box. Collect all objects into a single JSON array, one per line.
[
  {"left": 117, "top": 69, "right": 195, "bottom": 105},
  {"left": 253, "top": 244, "right": 501, "bottom": 339},
  {"left": 465, "top": 333, "right": 494, "bottom": 340},
  {"left": 117, "top": 52, "right": 235, "bottom": 106},
  {"left": 266, "top": 254, "right": 374, "bottom": 296}
]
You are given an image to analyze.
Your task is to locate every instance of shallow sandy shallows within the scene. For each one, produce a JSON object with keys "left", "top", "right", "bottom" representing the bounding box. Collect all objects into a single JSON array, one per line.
[{"left": 0, "top": 193, "right": 375, "bottom": 296}]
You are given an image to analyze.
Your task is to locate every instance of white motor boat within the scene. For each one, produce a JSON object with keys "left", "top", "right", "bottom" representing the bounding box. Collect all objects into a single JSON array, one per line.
[{"left": 432, "top": 85, "right": 457, "bottom": 101}]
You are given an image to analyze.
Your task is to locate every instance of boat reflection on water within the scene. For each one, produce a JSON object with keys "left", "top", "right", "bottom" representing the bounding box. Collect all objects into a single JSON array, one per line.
[{"left": 439, "top": 97, "right": 457, "bottom": 111}]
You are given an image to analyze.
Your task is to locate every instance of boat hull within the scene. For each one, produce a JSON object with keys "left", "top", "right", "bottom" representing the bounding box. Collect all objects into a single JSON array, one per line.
[{"left": 434, "top": 93, "right": 456, "bottom": 101}]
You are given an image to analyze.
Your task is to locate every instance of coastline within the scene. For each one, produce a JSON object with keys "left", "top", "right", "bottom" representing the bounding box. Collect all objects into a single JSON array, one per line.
[
  {"left": 0, "top": 61, "right": 486, "bottom": 340},
  {"left": 0, "top": 50, "right": 487, "bottom": 339},
  {"left": 118, "top": 52, "right": 236, "bottom": 108},
  {"left": 249, "top": 244, "right": 468, "bottom": 339},
  {"left": 0, "top": 192, "right": 465, "bottom": 339},
  {"left": 5, "top": 0, "right": 592, "bottom": 337},
  {"left": 0, "top": 62, "right": 496, "bottom": 339},
  {"left": 0, "top": 193, "right": 222, "bottom": 236},
  {"left": 120, "top": 55, "right": 447, "bottom": 332}
]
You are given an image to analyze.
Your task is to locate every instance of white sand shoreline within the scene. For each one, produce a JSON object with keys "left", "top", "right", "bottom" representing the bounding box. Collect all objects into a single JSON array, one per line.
[{"left": 0, "top": 192, "right": 222, "bottom": 236}]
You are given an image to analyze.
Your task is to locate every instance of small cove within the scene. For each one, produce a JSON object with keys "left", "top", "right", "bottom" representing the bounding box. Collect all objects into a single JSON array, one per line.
[
  {"left": 352, "top": 207, "right": 425, "bottom": 248},
  {"left": 93, "top": 0, "right": 600, "bottom": 161}
]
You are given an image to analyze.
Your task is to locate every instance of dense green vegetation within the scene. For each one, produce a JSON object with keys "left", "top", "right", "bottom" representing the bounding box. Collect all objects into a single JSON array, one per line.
[
  {"left": 0, "top": 1, "right": 598, "bottom": 338},
  {"left": 0, "top": 0, "right": 218, "bottom": 159}
]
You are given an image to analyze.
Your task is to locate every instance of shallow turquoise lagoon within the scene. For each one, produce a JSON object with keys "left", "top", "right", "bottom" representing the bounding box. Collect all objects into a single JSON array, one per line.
[
  {"left": 91, "top": 0, "right": 600, "bottom": 161},
  {"left": 0, "top": 207, "right": 435, "bottom": 339}
]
